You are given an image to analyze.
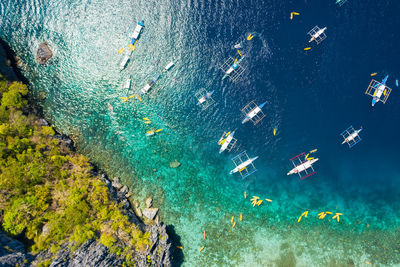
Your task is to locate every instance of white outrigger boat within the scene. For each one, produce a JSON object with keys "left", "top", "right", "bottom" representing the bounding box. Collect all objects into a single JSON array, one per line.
[
  {"left": 162, "top": 61, "right": 174, "bottom": 72},
  {"left": 140, "top": 75, "right": 160, "bottom": 95},
  {"left": 341, "top": 126, "right": 362, "bottom": 148},
  {"left": 287, "top": 152, "right": 319, "bottom": 180},
  {"left": 195, "top": 88, "right": 215, "bottom": 110},
  {"left": 218, "top": 130, "right": 237, "bottom": 153},
  {"left": 121, "top": 78, "right": 131, "bottom": 96},
  {"left": 119, "top": 20, "right": 144, "bottom": 71},
  {"left": 119, "top": 51, "right": 132, "bottom": 71},
  {"left": 230, "top": 151, "right": 258, "bottom": 179},
  {"left": 308, "top": 26, "right": 327, "bottom": 44},
  {"left": 220, "top": 55, "right": 246, "bottom": 82},
  {"left": 130, "top": 20, "right": 144, "bottom": 45},
  {"left": 365, "top": 75, "right": 392, "bottom": 106},
  {"left": 241, "top": 100, "right": 267, "bottom": 125}
]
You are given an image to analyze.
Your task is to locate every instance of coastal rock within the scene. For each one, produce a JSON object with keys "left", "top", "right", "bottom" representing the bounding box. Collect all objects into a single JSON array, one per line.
[
  {"left": 135, "top": 206, "right": 143, "bottom": 217},
  {"left": 0, "top": 231, "right": 30, "bottom": 267},
  {"left": 112, "top": 177, "right": 123, "bottom": 190},
  {"left": 143, "top": 208, "right": 159, "bottom": 220},
  {"left": 15, "top": 55, "right": 22, "bottom": 67},
  {"left": 38, "top": 118, "right": 49, "bottom": 126},
  {"left": 120, "top": 199, "right": 130, "bottom": 209},
  {"left": 34, "top": 239, "right": 122, "bottom": 267},
  {"left": 125, "top": 190, "right": 132, "bottom": 198},
  {"left": 54, "top": 134, "right": 75, "bottom": 151},
  {"left": 120, "top": 185, "right": 129, "bottom": 194},
  {"left": 169, "top": 160, "right": 181, "bottom": 168},
  {"left": 146, "top": 197, "right": 153, "bottom": 208},
  {"left": 35, "top": 42, "right": 53, "bottom": 64},
  {"left": 42, "top": 223, "right": 50, "bottom": 236}
]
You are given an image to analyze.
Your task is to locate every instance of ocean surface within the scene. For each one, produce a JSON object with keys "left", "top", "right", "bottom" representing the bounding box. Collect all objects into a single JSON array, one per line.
[{"left": 1, "top": 0, "right": 400, "bottom": 265}]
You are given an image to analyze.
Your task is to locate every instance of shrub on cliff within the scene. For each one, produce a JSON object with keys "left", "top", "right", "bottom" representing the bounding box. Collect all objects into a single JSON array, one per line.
[{"left": 0, "top": 75, "right": 151, "bottom": 263}]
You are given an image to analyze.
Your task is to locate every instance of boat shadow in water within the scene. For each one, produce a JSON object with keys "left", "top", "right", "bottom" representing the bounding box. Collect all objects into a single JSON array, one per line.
[{"left": 166, "top": 225, "right": 184, "bottom": 267}]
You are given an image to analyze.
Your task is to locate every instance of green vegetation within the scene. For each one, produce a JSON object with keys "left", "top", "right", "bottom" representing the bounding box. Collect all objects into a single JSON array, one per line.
[{"left": 0, "top": 75, "right": 151, "bottom": 262}]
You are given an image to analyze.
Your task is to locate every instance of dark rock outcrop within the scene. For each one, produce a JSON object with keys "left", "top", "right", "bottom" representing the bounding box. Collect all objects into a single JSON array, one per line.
[
  {"left": 0, "top": 231, "right": 30, "bottom": 267},
  {"left": 36, "top": 42, "right": 53, "bottom": 64},
  {"left": 33, "top": 239, "right": 123, "bottom": 267}
]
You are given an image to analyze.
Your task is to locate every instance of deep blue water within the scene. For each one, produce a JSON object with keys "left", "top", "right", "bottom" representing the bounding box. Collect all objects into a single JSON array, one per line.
[{"left": 1, "top": 0, "right": 400, "bottom": 265}]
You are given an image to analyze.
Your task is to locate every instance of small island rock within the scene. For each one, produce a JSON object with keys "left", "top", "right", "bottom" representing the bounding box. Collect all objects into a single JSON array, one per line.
[{"left": 36, "top": 42, "right": 53, "bottom": 64}]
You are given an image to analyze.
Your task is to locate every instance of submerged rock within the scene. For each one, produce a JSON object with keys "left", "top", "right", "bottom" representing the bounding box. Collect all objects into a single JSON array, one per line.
[
  {"left": 35, "top": 42, "right": 53, "bottom": 64},
  {"left": 143, "top": 208, "right": 159, "bottom": 220},
  {"left": 169, "top": 160, "right": 181, "bottom": 168}
]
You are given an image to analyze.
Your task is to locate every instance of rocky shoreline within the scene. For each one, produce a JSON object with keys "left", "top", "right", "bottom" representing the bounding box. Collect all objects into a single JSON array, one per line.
[{"left": 0, "top": 38, "right": 181, "bottom": 266}]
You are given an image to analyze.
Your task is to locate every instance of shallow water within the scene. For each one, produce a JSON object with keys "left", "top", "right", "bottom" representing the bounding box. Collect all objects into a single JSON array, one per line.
[{"left": 1, "top": 0, "right": 400, "bottom": 265}]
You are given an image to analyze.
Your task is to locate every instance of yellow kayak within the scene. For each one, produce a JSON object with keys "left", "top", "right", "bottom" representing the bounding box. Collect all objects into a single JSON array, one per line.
[
  {"left": 370, "top": 72, "right": 377, "bottom": 76},
  {"left": 304, "top": 47, "right": 311, "bottom": 51},
  {"left": 310, "top": 149, "right": 317, "bottom": 153},
  {"left": 273, "top": 128, "right": 277, "bottom": 136},
  {"left": 247, "top": 33, "right": 254, "bottom": 40}
]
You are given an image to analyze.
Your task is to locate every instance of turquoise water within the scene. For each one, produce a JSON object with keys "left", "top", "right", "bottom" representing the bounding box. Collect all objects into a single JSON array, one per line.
[{"left": 1, "top": 0, "right": 400, "bottom": 265}]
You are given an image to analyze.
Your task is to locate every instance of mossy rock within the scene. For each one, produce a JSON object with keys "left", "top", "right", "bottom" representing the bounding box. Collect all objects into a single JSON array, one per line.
[{"left": 169, "top": 160, "right": 181, "bottom": 168}]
